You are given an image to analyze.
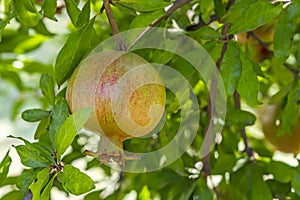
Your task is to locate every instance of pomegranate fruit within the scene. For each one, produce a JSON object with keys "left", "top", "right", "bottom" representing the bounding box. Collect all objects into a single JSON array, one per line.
[
  {"left": 66, "top": 50, "right": 166, "bottom": 165},
  {"left": 258, "top": 103, "right": 300, "bottom": 153}
]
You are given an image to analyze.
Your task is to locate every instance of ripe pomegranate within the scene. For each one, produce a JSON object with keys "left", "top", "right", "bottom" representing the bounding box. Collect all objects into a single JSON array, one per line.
[
  {"left": 237, "top": 23, "right": 274, "bottom": 62},
  {"left": 258, "top": 103, "right": 300, "bottom": 153},
  {"left": 66, "top": 50, "right": 166, "bottom": 165}
]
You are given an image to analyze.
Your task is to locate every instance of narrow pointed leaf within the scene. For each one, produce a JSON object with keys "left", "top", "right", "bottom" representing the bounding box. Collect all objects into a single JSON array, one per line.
[
  {"left": 0, "top": 151, "right": 11, "bottom": 184},
  {"left": 30, "top": 167, "right": 50, "bottom": 200},
  {"left": 12, "top": 0, "right": 41, "bottom": 27},
  {"left": 49, "top": 98, "right": 69, "bottom": 147},
  {"left": 54, "top": 19, "right": 98, "bottom": 86},
  {"left": 220, "top": 41, "right": 242, "bottom": 96},
  {"left": 56, "top": 108, "right": 92, "bottom": 156},
  {"left": 42, "top": 0, "right": 57, "bottom": 21},
  {"left": 224, "top": 1, "right": 281, "bottom": 34},
  {"left": 237, "top": 52, "right": 260, "bottom": 105},
  {"left": 40, "top": 73, "right": 55, "bottom": 105}
]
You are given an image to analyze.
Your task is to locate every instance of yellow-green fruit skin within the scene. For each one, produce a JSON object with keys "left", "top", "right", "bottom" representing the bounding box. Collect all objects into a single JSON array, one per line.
[
  {"left": 66, "top": 51, "right": 166, "bottom": 147},
  {"left": 260, "top": 104, "right": 300, "bottom": 153}
]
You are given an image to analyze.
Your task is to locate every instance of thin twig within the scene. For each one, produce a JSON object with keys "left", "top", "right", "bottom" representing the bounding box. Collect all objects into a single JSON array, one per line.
[
  {"left": 283, "top": 63, "right": 299, "bottom": 78},
  {"left": 186, "top": 14, "right": 219, "bottom": 31},
  {"left": 247, "top": 31, "right": 272, "bottom": 54},
  {"left": 103, "top": 0, "right": 126, "bottom": 51},
  {"left": 248, "top": 31, "right": 299, "bottom": 78},
  {"left": 186, "top": 0, "right": 236, "bottom": 31},
  {"left": 216, "top": 25, "right": 231, "bottom": 69},
  {"left": 128, "top": 0, "right": 192, "bottom": 50},
  {"left": 234, "top": 91, "right": 255, "bottom": 158},
  {"left": 202, "top": 23, "right": 231, "bottom": 184},
  {"left": 226, "top": 0, "right": 236, "bottom": 10}
]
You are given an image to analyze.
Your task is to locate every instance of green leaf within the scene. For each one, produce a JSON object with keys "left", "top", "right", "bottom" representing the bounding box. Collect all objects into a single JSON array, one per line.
[
  {"left": 191, "top": 26, "right": 223, "bottom": 40},
  {"left": 130, "top": 9, "right": 165, "bottom": 29},
  {"left": 21, "top": 109, "right": 50, "bottom": 122},
  {"left": 0, "top": 70, "right": 23, "bottom": 90},
  {"left": 30, "top": 167, "right": 50, "bottom": 200},
  {"left": 0, "top": 151, "right": 11, "bottom": 184},
  {"left": 84, "top": 191, "right": 101, "bottom": 200},
  {"left": 76, "top": 0, "right": 90, "bottom": 27},
  {"left": 230, "top": 162, "right": 273, "bottom": 200},
  {"left": 40, "top": 172, "right": 58, "bottom": 200},
  {"left": 266, "top": 179, "right": 291, "bottom": 199},
  {"left": 34, "top": 115, "right": 51, "bottom": 139},
  {"left": 220, "top": 41, "right": 242, "bottom": 96},
  {"left": 42, "top": 0, "right": 57, "bottom": 21},
  {"left": 199, "top": 0, "right": 214, "bottom": 21},
  {"left": 64, "top": 0, "right": 81, "bottom": 26},
  {"left": 33, "top": 20, "right": 55, "bottom": 36},
  {"left": 14, "top": 34, "right": 48, "bottom": 54},
  {"left": 0, "top": 30, "right": 27, "bottom": 52},
  {"left": 168, "top": 55, "right": 195, "bottom": 78},
  {"left": 54, "top": 18, "right": 97, "bottom": 86},
  {"left": 273, "top": 0, "right": 300, "bottom": 63},
  {"left": 211, "top": 153, "right": 236, "bottom": 174},
  {"left": 0, "top": 190, "right": 24, "bottom": 200},
  {"left": 49, "top": 98, "right": 69, "bottom": 146},
  {"left": 265, "top": 161, "right": 296, "bottom": 183},
  {"left": 248, "top": 136, "right": 272, "bottom": 158},
  {"left": 16, "top": 168, "right": 38, "bottom": 194},
  {"left": 193, "top": 178, "right": 214, "bottom": 200},
  {"left": 56, "top": 108, "right": 92, "bottom": 156},
  {"left": 22, "top": 60, "right": 53, "bottom": 74},
  {"left": 278, "top": 86, "right": 300, "bottom": 135},
  {"left": 40, "top": 73, "right": 55, "bottom": 105},
  {"left": 11, "top": 99, "right": 25, "bottom": 120},
  {"left": 220, "top": 0, "right": 255, "bottom": 23},
  {"left": 12, "top": 0, "right": 41, "bottom": 27},
  {"left": 164, "top": 179, "right": 198, "bottom": 200},
  {"left": 237, "top": 52, "right": 260, "bottom": 105},
  {"left": 225, "top": 109, "right": 256, "bottom": 127},
  {"left": 273, "top": 16, "right": 294, "bottom": 63},
  {"left": 0, "top": 2, "right": 16, "bottom": 41},
  {"left": 115, "top": 0, "right": 171, "bottom": 12},
  {"left": 14, "top": 145, "right": 50, "bottom": 168},
  {"left": 139, "top": 185, "right": 151, "bottom": 200},
  {"left": 224, "top": 1, "right": 282, "bottom": 34},
  {"left": 116, "top": 3, "right": 138, "bottom": 16},
  {"left": 292, "top": 165, "right": 300, "bottom": 197},
  {"left": 214, "top": 0, "right": 226, "bottom": 17},
  {"left": 56, "top": 87, "right": 67, "bottom": 99},
  {"left": 285, "top": 0, "right": 300, "bottom": 21},
  {"left": 60, "top": 164, "right": 95, "bottom": 195},
  {"left": 269, "top": 83, "right": 293, "bottom": 104},
  {"left": 9, "top": 135, "right": 54, "bottom": 167}
]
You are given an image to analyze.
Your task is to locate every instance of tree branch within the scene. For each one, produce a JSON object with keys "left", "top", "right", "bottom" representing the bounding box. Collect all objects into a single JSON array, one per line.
[
  {"left": 248, "top": 31, "right": 299, "bottom": 78},
  {"left": 186, "top": 0, "right": 236, "bottom": 32},
  {"left": 226, "top": 0, "right": 236, "bottom": 10},
  {"left": 128, "top": 0, "right": 192, "bottom": 50},
  {"left": 234, "top": 91, "right": 255, "bottom": 159},
  {"left": 216, "top": 25, "right": 232, "bottom": 70},
  {"left": 202, "top": 23, "right": 231, "bottom": 186},
  {"left": 186, "top": 14, "right": 219, "bottom": 31},
  {"left": 103, "top": 0, "right": 127, "bottom": 51},
  {"left": 247, "top": 31, "right": 272, "bottom": 54}
]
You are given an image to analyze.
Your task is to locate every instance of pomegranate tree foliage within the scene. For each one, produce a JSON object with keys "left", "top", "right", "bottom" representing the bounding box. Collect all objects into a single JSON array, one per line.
[{"left": 0, "top": 0, "right": 300, "bottom": 199}]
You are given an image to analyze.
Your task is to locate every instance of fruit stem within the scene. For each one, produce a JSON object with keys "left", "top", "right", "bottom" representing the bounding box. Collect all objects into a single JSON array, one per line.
[{"left": 83, "top": 135, "right": 139, "bottom": 166}]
